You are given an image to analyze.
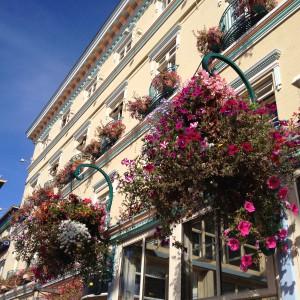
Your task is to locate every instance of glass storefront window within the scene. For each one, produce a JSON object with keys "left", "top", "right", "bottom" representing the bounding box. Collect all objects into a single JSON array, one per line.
[
  {"left": 120, "top": 237, "right": 169, "bottom": 300},
  {"left": 184, "top": 216, "right": 276, "bottom": 299}
]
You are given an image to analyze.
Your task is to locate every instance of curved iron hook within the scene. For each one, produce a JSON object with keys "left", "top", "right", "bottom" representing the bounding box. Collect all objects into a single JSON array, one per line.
[
  {"left": 74, "top": 163, "right": 114, "bottom": 220},
  {"left": 201, "top": 52, "right": 256, "bottom": 102}
]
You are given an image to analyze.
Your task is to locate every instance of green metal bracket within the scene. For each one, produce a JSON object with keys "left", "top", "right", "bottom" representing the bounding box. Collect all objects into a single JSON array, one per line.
[
  {"left": 74, "top": 163, "right": 114, "bottom": 220},
  {"left": 202, "top": 52, "right": 256, "bottom": 102}
]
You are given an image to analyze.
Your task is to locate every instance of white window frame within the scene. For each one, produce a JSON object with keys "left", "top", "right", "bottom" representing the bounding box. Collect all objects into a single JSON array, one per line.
[
  {"left": 48, "top": 151, "right": 62, "bottom": 177},
  {"left": 182, "top": 216, "right": 278, "bottom": 299},
  {"left": 61, "top": 109, "right": 71, "bottom": 128},
  {"left": 149, "top": 25, "right": 181, "bottom": 76},
  {"left": 105, "top": 81, "right": 127, "bottom": 123},
  {"left": 73, "top": 121, "right": 91, "bottom": 154},
  {"left": 29, "top": 173, "right": 40, "bottom": 189},
  {"left": 86, "top": 77, "right": 98, "bottom": 99},
  {"left": 116, "top": 34, "right": 132, "bottom": 62}
]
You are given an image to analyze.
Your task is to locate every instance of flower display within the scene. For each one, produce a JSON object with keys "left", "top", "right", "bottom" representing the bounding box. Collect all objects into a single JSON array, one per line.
[
  {"left": 81, "top": 139, "right": 102, "bottom": 161},
  {"left": 12, "top": 192, "right": 109, "bottom": 282},
  {"left": 128, "top": 96, "right": 152, "bottom": 120},
  {"left": 151, "top": 70, "right": 181, "bottom": 94},
  {"left": 97, "top": 120, "right": 126, "bottom": 142},
  {"left": 118, "top": 69, "right": 300, "bottom": 272},
  {"left": 54, "top": 159, "right": 84, "bottom": 188},
  {"left": 195, "top": 27, "right": 223, "bottom": 55}
]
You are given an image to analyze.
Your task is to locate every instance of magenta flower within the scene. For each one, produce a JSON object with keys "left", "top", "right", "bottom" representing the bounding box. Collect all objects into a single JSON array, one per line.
[
  {"left": 124, "top": 174, "right": 134, "bottom": 183},
  {"left": 82, "top": 198, "right": 92, "bottom": 204},
  {"left": 278, "top": 187, "right": 288, "bottom": 200},
  {"left": 267, "top": 176, "right": 281, "bottom": 190},
  {"left": 265, "top": 236, "right": 277, "bottom": 249},
  {"left": 278, "top": 228, "right": 288, "bottom": 240},
  {"left": 175, "top": 121, "right": 183, "bottom": 131},
  {"left": 291, "top": 203, "right": 299, "bottom": 216},
  {"left": 241, "top": 142, "right": 253, "bottom": 153},
  {"left": 223, "top": 228, "right": 230, "bottom": 237},
  {"left": 143, "top": 163, "right": 155, "bottom": 173},
  {"left": 244, "top": 201, "right": 255, "bottom": 213},
  {"left": 227, "top": 238, "right": 240, "bottom": 251},
  {"left": 227, "top": 144, "right": 239, "bottom": 156},
  {"left": 237, "top": 220, "right": 252, "bottom": 237},
  {"left": 240, "top": 254, "right": 253, "bottom": 272},
  {"left": 159, "top": 141, "right": 169, "bottom": 149}
]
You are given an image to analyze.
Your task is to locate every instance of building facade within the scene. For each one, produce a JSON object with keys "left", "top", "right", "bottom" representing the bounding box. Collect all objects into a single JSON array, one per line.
[{"left": 2, "top": 0, "right": 300, "bottom": 299}]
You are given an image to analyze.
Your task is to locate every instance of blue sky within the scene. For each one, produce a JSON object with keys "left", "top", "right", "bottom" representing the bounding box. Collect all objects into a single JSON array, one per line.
[{"left": 0, "top": 0, "right": 120, "bottom": 214}]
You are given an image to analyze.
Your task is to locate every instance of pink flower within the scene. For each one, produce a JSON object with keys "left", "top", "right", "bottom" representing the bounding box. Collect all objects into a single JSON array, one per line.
[
  {"left": 227, "top": 144, "right": 239, "bottom": 156},
  {"left": 82, "top": 198, "right": 92, "bottom": 204},
  {"left": 265, "top": 236, "right": 277, "bottom": 249},
  {"left": 223, "top": 228, "right": 230, "bottom": 237},
  {"left": 124, "top": 174, "right": 134, "bottom": 183},
  {"left": 160, "top": 141, "right": 168, "bottom": 149},
  {"left": 143, "top": 163, "right": 155, "bottom": 173},
  {"left": 227, "top": 238, "right": 240, "bottom": 251},
  {"left": 244, "top": 201, "right": 255, "bottom": 213},
  {"left": 240, "top": 254, "right": 252, "bottom": 272},
  {"left": 190, "top": 122, "right": 198, "bottom": 128},
  {"left": 241, "top": 142, "right": 253, "bottom": 153},
  {"left": 267, "top": 176, "right": 281, "bottom": 190},
  {"left": 237, "top": 220, "right": 252, "bottom": 237},
  {"left": 175, "top": 121, "right": 183, "bottom": 131},
  {"left": 291, "top": 203, "right": 299, "bottom": 216},
  {"left": 278, "top": 187, "right": 288, "bottom": 200},
  {"left": 278, "top": 228, "right": 288, "bottom": 240}
]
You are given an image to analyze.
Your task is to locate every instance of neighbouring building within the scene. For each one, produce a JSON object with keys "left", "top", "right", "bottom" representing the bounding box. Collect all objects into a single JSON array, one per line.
[
  {"left": 0, "top": 207, "right": 19, "bottom": 282},
  {"left": 1, "top": 0, "right": 300, "bottom": 299}
]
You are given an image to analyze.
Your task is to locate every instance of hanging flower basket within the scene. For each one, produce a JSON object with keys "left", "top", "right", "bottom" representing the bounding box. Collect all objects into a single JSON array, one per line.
[
  {"left": 128, "top": 96, "right": 152, "bottom": 120},
  {"left": 97, "top": 120, "right": 126, "bottom": 145},
  {"left": 54, "top": 159, "right": 84, "bottom": 188},
  {"left": 12, "top": 193, "right": 109, "bottom": 282},
  {"left": 81, "top": 140, "right": 102, "bottom": 161},
  {"left": 151, "top": 70, "right": 181, "bottom": 95},
  {"left": 119, "top": 69, "right": 300, "bottom": 272},
  {"left": 196, "top": 26, "right": 223, "bottom": 55}
]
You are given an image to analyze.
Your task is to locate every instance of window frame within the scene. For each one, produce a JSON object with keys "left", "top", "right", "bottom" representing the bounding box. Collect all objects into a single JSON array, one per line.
[
  {"left": 116, "top": 34, "right": 133, "bottom": 63},
  {"left": 118, "top": 229, "right": 171, "bottom": 300},
  {"left": 182, "top": 216, "right": 278, "bottom": 299},
  {"left": 61, "top": 110, "right": 71, "bottom": 128}
]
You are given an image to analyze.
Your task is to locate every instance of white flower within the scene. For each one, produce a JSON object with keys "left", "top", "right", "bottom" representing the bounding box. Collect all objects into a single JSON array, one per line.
[{"left": 57, "top": 220, "right": 91, "bottom": 254}]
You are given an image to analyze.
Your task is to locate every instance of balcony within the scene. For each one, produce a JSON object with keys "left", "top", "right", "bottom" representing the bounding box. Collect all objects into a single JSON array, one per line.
[
  {"left": 147, "top": 65, "right": 179, "bottom": 114},
  {"left": 219, "top": 0, "right": 271, "bottom": 49}
]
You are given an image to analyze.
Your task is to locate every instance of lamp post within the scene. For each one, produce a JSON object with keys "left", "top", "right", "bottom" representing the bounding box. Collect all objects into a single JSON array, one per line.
[{"left": 73, "top": 163, "right": 114, "bottom": 296}]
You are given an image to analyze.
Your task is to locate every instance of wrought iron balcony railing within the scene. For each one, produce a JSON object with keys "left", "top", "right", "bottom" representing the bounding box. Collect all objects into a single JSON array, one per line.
[{"left": 219, "top": 0, "right": 269, "bottom": 49}]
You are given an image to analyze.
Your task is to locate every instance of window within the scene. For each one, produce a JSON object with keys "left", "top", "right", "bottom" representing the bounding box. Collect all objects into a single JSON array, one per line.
[
  {"left": 183, "top": 216, "right": 277, "bottom": 299},
  {"left": 86, "top": 78, "right": 97, "bottom": 99},
  {"left": 48, "top": 152, "right": 61, "bottom": 177},
  {"left": 117, "top": 35, "right": 132, "bottom": 62},
  {"left": 76, "top": 132, "right": 87, "bottom": 151},
  {"left": 29, "top": 173, "right": 39, "bottom": 189},
  {"left": 61, "top": 110, "right": 70, "bottom": 128},
  {"left": 110, "top": 101, "right": 123, "bottom": 121},
  {"left": 239, "top": 73, "right": 278, "bottom": 126},
  {"left": 155, "top": 39, "right": 177, "bottom": 72},
  {"left": 98, "top": 191, "right": 109, "bottom": 207},
  {"left": 120, "top": 237, "right": 169, "bottom": 300}
]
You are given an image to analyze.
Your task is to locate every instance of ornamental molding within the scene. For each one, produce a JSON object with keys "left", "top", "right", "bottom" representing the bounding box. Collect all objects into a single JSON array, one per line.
[
  {"left": 27, "top": 0, "right": 185, "bottom": 174},
  {"left": 48, "top": 150, "right": 62, "bottom": 165},
  {"left": 93, "top": 170, "right": 117, "bottom": 193},
  {"left": 26, "top": 0, "right": 152, "bottom": 141},
  {"left": 229, "top": 49, "right": 281, "bottom": 90}
]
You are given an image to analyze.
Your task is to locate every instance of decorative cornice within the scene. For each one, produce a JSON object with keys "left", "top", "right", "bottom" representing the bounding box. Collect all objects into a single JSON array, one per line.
[
  {"left": 27, "top": 0, "right": 185, "bottom": 173},
  {"left": 229, "top": 49, "right": 281, "bottom": 90},
  {"left": 93, "top": 170, "right": 117, "bottom": 193},
  {"left": 27, "top": 0, "right": 152, "bottom": 141}
]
